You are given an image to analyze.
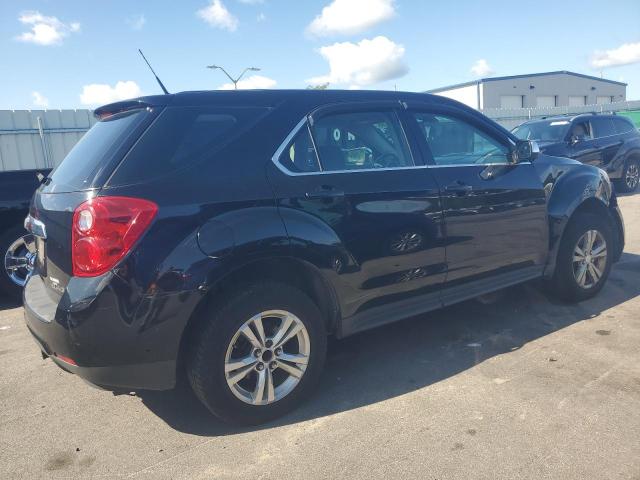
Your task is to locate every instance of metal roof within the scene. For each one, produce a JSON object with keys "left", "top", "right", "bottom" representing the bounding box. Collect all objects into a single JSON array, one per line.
[{"left": 425, "top": 70, "right": 628, "bottom": 94}]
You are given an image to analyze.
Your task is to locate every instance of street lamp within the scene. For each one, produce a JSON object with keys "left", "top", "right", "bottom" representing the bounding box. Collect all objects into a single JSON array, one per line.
[{"left": 207, "top": 65, "right": 261, "bottom": 90}]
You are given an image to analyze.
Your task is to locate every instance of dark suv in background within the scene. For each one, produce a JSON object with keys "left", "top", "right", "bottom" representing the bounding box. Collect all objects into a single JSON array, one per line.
[
  {"left": 23, "top": 90, "right": 624, "bottom": 424},
  {"left": 513, "top": 113, "right": 640, "bottom": 192}
]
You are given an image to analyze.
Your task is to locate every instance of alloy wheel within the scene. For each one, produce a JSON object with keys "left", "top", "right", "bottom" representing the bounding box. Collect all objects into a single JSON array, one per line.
[
  {"left": 572, "top": 229, "right": 607, "bottom": 289},
  {"left": 224, "top": 310, "right": 310, "bottom": 406},
  {"left": 4, "top": 234, "right": 36, "bottom": 287},
  {"left": 625, "top": 162, "right": 639, "bottom": 190}
]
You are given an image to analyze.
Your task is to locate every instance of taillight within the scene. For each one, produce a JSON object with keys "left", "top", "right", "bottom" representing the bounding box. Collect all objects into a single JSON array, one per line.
[{"left": 72, "top": 196, "right": 158, "bottom": 277}]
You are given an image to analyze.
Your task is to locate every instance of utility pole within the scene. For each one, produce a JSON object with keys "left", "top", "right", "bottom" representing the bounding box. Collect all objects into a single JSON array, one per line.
[{"left": 206, "top": 65, "right": 261, "bottom": 89}]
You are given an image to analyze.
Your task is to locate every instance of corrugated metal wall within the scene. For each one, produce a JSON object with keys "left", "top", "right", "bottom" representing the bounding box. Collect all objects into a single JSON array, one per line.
[{"left": 0, "top": 110, "right": 95, "bottom": 172}]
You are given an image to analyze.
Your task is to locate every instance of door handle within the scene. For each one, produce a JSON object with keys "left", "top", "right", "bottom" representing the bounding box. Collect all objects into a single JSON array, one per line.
[
  {"left": 305, "top": 185, "right": 345, "bottom": 199},
  {"left": 445, "top": 181, "right": 473, "bottom": 196}
]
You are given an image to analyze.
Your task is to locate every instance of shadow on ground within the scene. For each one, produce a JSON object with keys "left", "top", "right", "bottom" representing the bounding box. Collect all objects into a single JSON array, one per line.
[
  {"left": 136, "top": 252, "right": 640, "bottom": 436},
  {"left": 0, "top": 296, "right": 21, "bottom": 312}
]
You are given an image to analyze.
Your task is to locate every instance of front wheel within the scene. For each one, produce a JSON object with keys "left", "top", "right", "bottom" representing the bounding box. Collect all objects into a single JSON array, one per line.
[
  {"left": 187, "top": 282, "right": 327, "bottom": 425},
  {"left": 549, "top": 212, "right": 613, "bottom": 302}
]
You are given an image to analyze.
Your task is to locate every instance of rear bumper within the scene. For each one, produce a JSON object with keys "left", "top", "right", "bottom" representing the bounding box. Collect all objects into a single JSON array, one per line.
[
  {"left": 26, "top": 322, "right": 175, "bottom": 390},
  {"left": 22, "top": 273, "right": 194, "bottom": 391}
]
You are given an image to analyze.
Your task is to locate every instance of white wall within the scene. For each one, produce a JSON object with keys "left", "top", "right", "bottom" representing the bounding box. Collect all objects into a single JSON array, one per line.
[{"left": 432, "top": 84, "right": 479, "bottom": 109}]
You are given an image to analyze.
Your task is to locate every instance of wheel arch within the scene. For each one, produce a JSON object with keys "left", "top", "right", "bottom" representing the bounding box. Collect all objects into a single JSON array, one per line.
[{"left": 176, "top": 255, "right": 341, "bottom": 375}]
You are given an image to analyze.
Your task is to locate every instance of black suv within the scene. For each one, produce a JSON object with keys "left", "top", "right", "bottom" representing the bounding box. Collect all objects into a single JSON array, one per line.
[
  {"left": 23, "top": 91, "right": 624, "bottom": 424},
  {"left": 513, "top": 113, "right": 640, "bottom": 192}
]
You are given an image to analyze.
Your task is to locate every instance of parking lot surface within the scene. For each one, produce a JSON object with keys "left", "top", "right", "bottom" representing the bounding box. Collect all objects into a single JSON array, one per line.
[{"left": 1, "top": 193, "right": 639, "bottom": 480}]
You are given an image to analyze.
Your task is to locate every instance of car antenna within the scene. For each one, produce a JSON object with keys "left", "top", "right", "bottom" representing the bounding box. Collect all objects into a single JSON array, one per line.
[{"left": 138, "top": 49, "right": 169, "bottom": 95}]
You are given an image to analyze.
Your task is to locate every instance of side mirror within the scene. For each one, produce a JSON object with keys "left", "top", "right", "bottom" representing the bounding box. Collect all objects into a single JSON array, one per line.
[{"left": 514, "top": 140, "right": 539, "bottom": 163}]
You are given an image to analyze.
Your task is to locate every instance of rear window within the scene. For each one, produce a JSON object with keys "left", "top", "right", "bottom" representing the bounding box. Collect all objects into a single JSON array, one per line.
[
  {"left": 108, "top": 106, "right": 267, "bottom": 185},
  {"left": 591, "top": 117, "right": 616, "bottom": 138},
  {"left": 44, "top": 109, "right": 149, "bottom": 193}
]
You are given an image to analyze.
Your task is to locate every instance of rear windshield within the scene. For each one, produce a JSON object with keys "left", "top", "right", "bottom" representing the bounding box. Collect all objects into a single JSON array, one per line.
[
  {"left": 512, "top": 119, "right": 570, "bottom": 143},
  {"left": 107, "top": 106, "right": 268, "bottom": 186},
  {"left": 44, "top": 109, "right": 149, "bottom": 193}
]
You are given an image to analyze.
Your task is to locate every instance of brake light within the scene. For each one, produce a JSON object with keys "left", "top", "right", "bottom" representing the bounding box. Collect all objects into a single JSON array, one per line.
[{"left": 72, "top": 196, "right": 158, "bottom": 277}]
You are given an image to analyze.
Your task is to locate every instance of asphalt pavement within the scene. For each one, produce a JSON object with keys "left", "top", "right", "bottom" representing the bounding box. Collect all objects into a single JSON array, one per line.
[{"left": 1, "top": 192, "right": 639, "bottom": 479}]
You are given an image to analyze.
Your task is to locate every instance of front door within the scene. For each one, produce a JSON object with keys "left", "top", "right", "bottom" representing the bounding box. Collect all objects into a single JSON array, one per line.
[
  {"left": 267, "top": 103, "right": 446, "bottom": 322},
  {"left": 405, "top": 104, "right": 548, "bottom": 291},
  {"left": 568, "top": 119, "right": 602, "bottom": 167}
]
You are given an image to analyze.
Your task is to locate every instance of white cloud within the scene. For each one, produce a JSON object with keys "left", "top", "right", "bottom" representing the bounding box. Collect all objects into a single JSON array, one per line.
[
  {"left": 15, "top": 11, "right": 80, "bottom": 46},
  {"left": 79, "top": 81, "right": 142, "bottom": 106},
  {"left": 197, "top": 0, "right": 238, "bottom": 31},
  {"left": 31, "top": 91, "right": 49, "bottom": 108},
  {"left": 470, "top": 59, "right": 494, "bottom": 77},
  {"left": 307, "top": 0, "right": 395, "bottom": 37},
  {"left": 257, "top": 13, "right": 266, "bottom": 22},
  {"left": 126, "top": 14, "right": 146, "bottom": 31},
  {"left": 590, "top": 42, "right": 640, "bottom": 69},
  {"left": 306, "top": 36, "right": 408, "bottom": 89},
  {"left": 217, "top": 75, "right": 277, "bottom": 90}
]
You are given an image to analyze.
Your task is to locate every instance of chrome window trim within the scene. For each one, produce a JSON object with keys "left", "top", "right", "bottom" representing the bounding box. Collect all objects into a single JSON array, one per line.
[{"left": 271, "top": 116, "right": 529, "bottom": 177}]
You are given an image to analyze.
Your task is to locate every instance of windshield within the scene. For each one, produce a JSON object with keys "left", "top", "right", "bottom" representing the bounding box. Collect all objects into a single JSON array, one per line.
[{"left": 512, "top": 119, "right": 570, "bottom": 143}]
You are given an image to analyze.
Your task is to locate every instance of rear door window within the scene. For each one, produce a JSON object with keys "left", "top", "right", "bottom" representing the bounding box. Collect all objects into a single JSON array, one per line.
[
  {"left": 612, "top": 117, "right": 634, "bottom": 134},
  {"left": 591, "top": 117, "right": 616, "bottom": 138},
  {"left": 108, "top": 106, "right": 267, "bottom": 185},
  {"left": 44, "top": 109, "right": 150, "bottom": 193},
  {"left": 311, "top": 110, "right": 414, "bottom": 171},
  {"left": 278, "top": 125, "right": 320, "bottom": 173}
]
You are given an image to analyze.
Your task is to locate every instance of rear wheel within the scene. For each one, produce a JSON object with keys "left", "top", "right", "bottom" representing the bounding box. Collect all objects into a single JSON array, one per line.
[
  {"left": 1, "top": 226, "right": 35, "bottom": 300},
  {"left": 617, "top": 158, "right": 639, "bottom": 193},
  {"left": 187, "top": 282, "right": 327, "bottom": 425},
  {"left": 549, "top": 212, "right": 612, "bottom": 302}
]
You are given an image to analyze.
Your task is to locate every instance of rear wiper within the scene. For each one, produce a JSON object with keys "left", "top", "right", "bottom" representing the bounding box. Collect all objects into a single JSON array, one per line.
[{"left": 36, "top": 172, "right": 51, "bottom": 185}]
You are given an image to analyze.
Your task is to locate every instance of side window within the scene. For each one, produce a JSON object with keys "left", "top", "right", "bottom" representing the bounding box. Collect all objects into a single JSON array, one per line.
[
  {"left": 278, "top": 124, "right": 320, "bottom": 173},
  {"left": 613, "top": 117, "right": 634, "bottom": 134},
  {"left": 412, "top": 113, "right": 510, "bottom": 165},
  {"left": 311, "top": 110, "right": 414, "bottom": 171},
  {"left": 569, "top": 120, "right": 593, "bottom": 140},
  {"left": 591, "top": 117, "right": 616, "bottom": 138}
]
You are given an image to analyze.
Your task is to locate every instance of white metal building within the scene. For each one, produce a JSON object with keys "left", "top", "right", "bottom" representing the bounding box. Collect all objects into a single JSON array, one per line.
[
  {"left": 0, "top": 110, "right": 95, "bottom": 172},
  {"left": 425, "top": 71, "right": 627, "bottom": 110}
]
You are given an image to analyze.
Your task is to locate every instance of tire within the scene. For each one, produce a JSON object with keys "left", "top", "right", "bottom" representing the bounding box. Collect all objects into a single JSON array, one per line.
[
  {"left": 0, "top": 225, "right": 34, "bottom": 300},
  {"left": 616, "top": 158, "right": 640, "bottom": 193},
  {"left": 549, "top": 212, "right": 613, "bottom": 302},
  {"left": 187, "top": 282, "right": 327, "bottom": 425}
]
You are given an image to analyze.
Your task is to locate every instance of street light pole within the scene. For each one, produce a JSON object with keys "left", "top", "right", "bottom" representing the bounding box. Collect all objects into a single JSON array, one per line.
[{"left": 206, "top": 65, "right": 261, "bottom": 90}]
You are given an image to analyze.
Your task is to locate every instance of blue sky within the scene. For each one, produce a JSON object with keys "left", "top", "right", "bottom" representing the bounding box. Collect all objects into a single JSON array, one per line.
[{"left": 1, "top": 0, "right": 639, "bottom": 109}]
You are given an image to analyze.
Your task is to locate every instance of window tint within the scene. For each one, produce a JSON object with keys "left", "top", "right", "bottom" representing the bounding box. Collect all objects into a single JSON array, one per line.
[
  {"left": 569, "top": 120, "right": 593, "bottom": 140},
  {"left": 278, "top": 124, "right": 320, "bottom": 173},
  {"left": 312, "top": 110, "right": 414, "bottom": 171},
  {"left": 613, "top": 117, "right": 634, "bottom": 134},
  {"left": 47, "top": 109, "right": 148, "bottom": 192},
  {"left": 110, "top": 106, "right": 266, "bottom": 185},
  {"left": 591, "top": 117, "right": 616, "bottom": 138},
  {"left": 413, "top": 113, "right": 510, "bottom": 165}
]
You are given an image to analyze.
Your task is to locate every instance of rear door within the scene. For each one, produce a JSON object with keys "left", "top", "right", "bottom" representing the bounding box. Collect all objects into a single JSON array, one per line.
[
  {"left": 591, "top": 117, "right": 623, "bottom": 170},
  {"left": 405, "top": 103, "right": 548, "bottom": 292},
  {"left": 268, "top": 102, "right": 446, "bottom": 322}
]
